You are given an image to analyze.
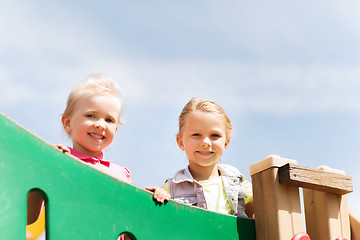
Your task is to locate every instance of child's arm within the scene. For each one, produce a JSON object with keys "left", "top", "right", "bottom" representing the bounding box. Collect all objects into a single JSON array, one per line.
[
  {"left": 145, "top": 186, "right": 171, "bottom": 203},
  {"left": 242, "top": 178, "right": 254, "bottom": 218},
  {"left": 245, "top": 201, "right": 254, "bottom": 218}
]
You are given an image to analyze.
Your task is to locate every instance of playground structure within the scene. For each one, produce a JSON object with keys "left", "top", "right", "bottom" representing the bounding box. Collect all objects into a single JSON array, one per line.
[
  {"left": 250, "top": 155, "right": 357, "bottom": 240},
  {"left": 0, "top": 112, "right": 359, "bottom": 239}
]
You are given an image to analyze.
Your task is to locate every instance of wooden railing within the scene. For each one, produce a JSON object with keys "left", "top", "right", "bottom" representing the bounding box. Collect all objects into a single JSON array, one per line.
[{"left": 250, "top": 155, "right": 355, "bottom": 240}]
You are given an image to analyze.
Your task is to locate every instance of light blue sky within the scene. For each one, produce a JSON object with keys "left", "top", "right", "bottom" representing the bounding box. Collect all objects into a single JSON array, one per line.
[{"left": 1, "top": 0, "right": 360, "bottom": 218}]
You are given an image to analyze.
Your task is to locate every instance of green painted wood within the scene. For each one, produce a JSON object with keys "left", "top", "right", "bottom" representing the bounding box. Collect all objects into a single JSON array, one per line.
[{"left": 0, "top": 112, "right": 256, "bottom": 239}]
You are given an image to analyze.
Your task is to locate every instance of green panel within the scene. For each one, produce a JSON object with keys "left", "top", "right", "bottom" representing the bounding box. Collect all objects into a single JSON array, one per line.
[{"left": 0, "top": 112, "right": 256, "bottom": 239}]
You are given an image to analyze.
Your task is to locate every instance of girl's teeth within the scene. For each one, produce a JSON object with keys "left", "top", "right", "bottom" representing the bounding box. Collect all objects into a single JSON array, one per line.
[{"left": 89, "top": 133, "right": 103, "bottom": 139}]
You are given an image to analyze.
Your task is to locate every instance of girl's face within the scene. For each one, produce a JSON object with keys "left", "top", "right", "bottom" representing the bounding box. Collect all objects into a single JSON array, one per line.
[
  {"left": 62, "top": 94, "right": 120, "bottom": 157},
  {"left": 176, "top": 111, "right": 230, "bottom": 171}
]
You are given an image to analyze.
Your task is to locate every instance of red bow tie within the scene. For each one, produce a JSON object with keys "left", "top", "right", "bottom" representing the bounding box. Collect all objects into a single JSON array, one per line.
[{"left": 81, "top": 157, "right": 111, "bottom": 167}]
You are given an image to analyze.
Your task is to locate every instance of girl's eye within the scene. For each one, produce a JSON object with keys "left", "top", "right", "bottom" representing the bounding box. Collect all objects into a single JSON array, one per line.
[
  {"left": 211, "top": 134, "right": 221, "bottom": 138},
  {"left": 85, "top": 114, "right": 94, "bottom": 118},
  {"left": 106, "top": 118, "right": 115, "bottom": 123},
  {"left": 192, "top": 133, "right": 201, "bottom": 137}
]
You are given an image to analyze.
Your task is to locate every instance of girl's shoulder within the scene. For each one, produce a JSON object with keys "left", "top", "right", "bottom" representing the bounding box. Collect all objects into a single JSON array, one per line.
[
  {"left": 172, "top": 167, "right": 193, "bottom": 182},
  {"left": 218, "top": 164, "right": 244, "bottom": 179},
  {"left": 110, "top": 163, "right": 131, "bottom": 175},
  {"left": 107, "top": 163, "right": 132, "bottom": 183}
]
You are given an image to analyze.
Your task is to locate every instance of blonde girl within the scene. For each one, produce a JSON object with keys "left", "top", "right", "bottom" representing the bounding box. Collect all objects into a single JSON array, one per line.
[
  {"left": 59, "top": 73, "right": 131, "bottom": 182},
  {"left": 27, "top": 74, "right": 132, "bottom": 239},
  {"left": 158, "top": 97, "right": 253, "bottom": 217}
]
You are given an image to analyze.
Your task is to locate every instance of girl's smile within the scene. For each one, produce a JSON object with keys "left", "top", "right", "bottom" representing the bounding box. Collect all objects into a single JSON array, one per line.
[
  {"left": 195, "top": 150, "right": 215, "bottom": 157},
  {"left": 88, "top": 132, "right": 105, "bottom": 140}
]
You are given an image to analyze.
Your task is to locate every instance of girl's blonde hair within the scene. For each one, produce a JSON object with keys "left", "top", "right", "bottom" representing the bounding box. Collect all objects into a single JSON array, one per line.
[
  {"left": 62, "top": 73, "right": 123, "bottom": 124},
  {"left": 178, "top": 97, "right": 232, "bottom": 137}
]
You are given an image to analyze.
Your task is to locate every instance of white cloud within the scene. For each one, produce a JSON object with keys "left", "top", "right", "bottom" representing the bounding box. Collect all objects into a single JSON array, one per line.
[
  {"left": 0, "top": 83, "right": 37, "bottom": 107},
  {"left": 0, "top": 69, "right": 41, "bottom": 107},
  {"left": 113, "top": 60, "right": 360, "bottom": 115}
]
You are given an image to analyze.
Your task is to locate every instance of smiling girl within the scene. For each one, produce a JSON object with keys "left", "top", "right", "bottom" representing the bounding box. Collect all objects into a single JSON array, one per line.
[
  {"left": 158, "top": 97, "right": 253, "bottom": 217},
  {"left": 59, "top": 74, "right": 131, "bottom": 182},
  {"left": 27, "top": 74, "right": 168, "bottom": 239},
  {"left": 26, "top": 74, "right": 131, "bottom": 239}
]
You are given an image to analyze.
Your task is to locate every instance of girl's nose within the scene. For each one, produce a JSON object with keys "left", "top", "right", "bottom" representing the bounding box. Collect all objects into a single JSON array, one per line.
[
  {"left": 94, "top": 119, "right": 106, "bottom": 129},
  {"left": 201, "top": 137, "right": 211, "bottom": 146}
]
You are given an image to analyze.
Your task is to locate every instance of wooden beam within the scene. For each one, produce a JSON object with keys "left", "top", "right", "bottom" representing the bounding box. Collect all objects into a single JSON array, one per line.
[
  {"left": 250, "top": 156, "right": 304, "bottom": 240},
  {"left": 278, "top": 163, "right": 353, "bottom": 195}
]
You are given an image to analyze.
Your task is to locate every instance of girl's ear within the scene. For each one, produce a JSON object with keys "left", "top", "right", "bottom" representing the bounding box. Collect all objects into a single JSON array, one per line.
[
  {"left": 224, "top": 136, "right": 231, "bottom": 149},
  {"left": 61, "top": 115, "right": 72, "bottom": 133},
  {"left": 176, "top": 135, "right": 185, "bottom": 151}
]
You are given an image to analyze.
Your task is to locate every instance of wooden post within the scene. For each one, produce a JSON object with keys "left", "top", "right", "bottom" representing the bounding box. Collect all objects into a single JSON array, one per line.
[
  {"left": 301, "top": 166, "right": 352, "bottom": 240},
  {"left": 349, "top": 211, "right": 360, "bottom": 240},
  {"left": 250, "top": 155, "right": 304, "bottom": 240}
]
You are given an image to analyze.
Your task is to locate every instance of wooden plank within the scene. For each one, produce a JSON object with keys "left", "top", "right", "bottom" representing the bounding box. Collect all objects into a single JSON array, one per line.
[
  {"left": 249, "top": 154, "right": 298, "bottom": 176},
  {"left": 350, "top": 211, "right": 360, "bottom": 240},
  {"left": 251, "top": 161, "right": 303, "bottom": 240},
  {"left": 278, "top": 163, "right": 353, "bottom": 195},
  {"left": 303, "top": 189, "right": 350, "bottom": 240}
]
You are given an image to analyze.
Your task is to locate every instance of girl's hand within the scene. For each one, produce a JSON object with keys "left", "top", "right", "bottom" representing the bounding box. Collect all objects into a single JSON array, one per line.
[
  {"left": 145, "top": 186, "right": 170, "bottom": 203},
  {"left": 55, "top": 144, "right": 70, "bottom": 153},
  {"left": 245, "top": 201, "right": 255, "bottom": 219}
]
